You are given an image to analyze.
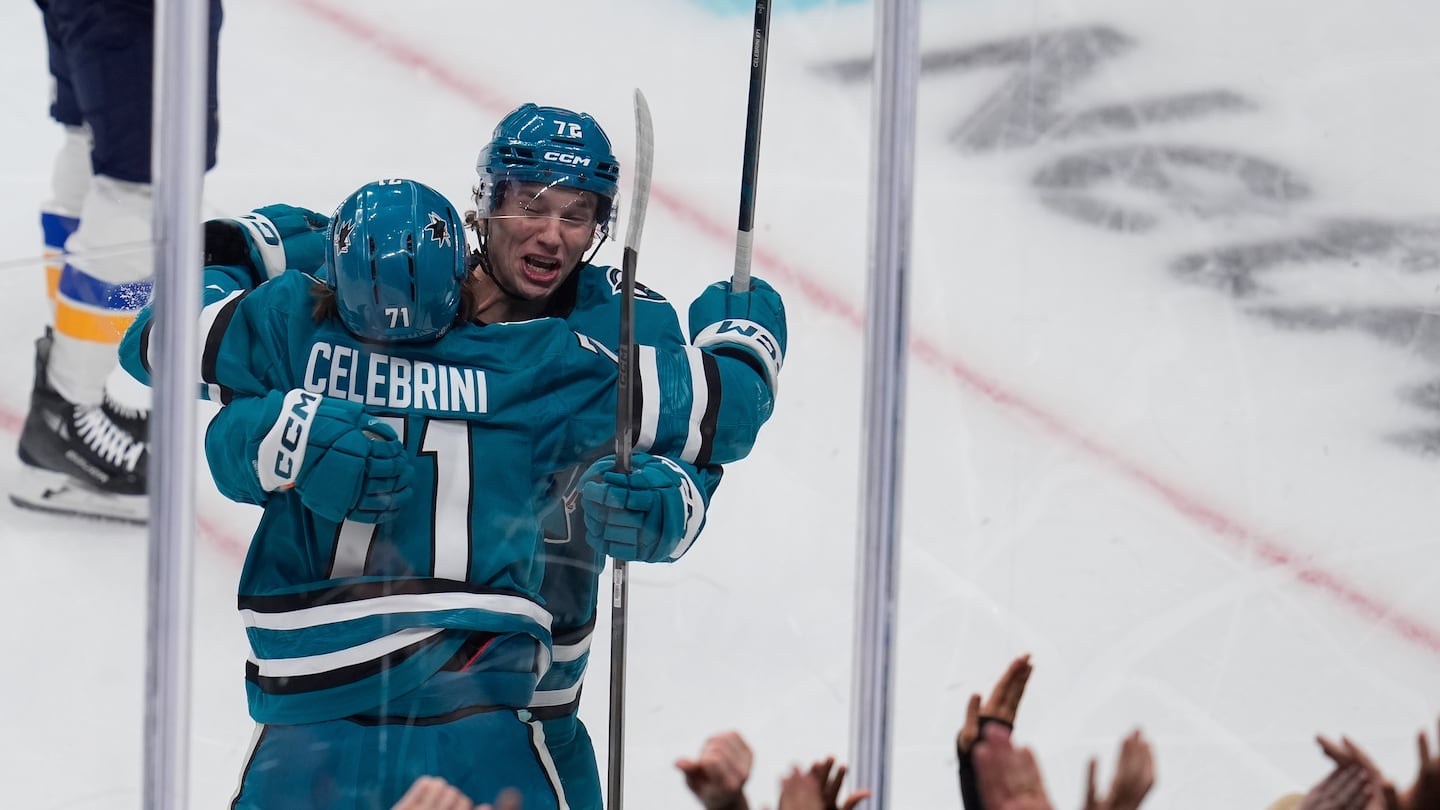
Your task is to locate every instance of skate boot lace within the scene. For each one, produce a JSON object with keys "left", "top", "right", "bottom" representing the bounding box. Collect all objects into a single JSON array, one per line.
[{"left": 74, "top": 405, "right": 146, "bottom": 473}]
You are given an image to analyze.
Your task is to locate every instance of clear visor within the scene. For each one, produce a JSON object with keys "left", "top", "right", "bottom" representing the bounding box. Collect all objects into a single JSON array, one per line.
[{"left": 476, "top": 179, "right": 618, "bottom": 237}]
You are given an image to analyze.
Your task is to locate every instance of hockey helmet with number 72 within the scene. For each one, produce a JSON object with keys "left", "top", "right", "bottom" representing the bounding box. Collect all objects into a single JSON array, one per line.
[{"left": 474, "top": 103, "right": 621, "bottom": 238}]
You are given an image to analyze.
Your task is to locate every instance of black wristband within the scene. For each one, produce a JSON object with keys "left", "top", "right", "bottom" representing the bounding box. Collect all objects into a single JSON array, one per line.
[
  {"left": 978, "top": 716, "right": 1014, "bottom": 733},
  {"left": 958, "top": 746, "right": 984, "bottom": 810},
  {"left": 958, "top": 717, "right": 1015, "bottom": 810}
]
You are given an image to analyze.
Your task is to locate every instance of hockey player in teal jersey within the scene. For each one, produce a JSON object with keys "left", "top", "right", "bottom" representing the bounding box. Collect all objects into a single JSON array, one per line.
[
  {"left": 470, "top": 105, "right": 734, "bottom": 810},
  {"left": 171, "top": 104, "right": 761, "bottom": 809},
  {"left": 117, "top": 175, "right": 784, "bottom": 808},
  {"left": 120, "top": 105, "right": 781, "bottom": 808}
]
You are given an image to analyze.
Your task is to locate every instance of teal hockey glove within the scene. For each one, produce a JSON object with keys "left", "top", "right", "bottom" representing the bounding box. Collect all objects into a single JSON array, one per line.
[
  {"left": 204, "top": 203, "right": 330, "bottom": 286},
  {"left": 689, "top": 276, "right": 787, "bottom": 391},
  {"left": 256, "top": 390, "right": 414, "bottom": 524},
  {"left": 579, "top": 453, "right": 706, "bottom": 563}
]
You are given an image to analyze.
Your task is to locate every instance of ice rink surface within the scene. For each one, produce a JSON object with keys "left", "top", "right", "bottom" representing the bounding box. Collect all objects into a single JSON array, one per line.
[{"left": 2, "top": 0, "right": 1439, "bottom": 807}]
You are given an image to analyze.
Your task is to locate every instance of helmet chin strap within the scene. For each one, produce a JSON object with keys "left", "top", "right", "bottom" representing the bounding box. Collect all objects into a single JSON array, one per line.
[{"left": 580, "top": 228, "right": 610, "bottom": 272}]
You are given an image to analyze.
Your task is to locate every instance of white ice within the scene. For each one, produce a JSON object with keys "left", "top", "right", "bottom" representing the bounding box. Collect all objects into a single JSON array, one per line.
[{"left": 1, "top": 1, "right": 1438, "bottom": 808}]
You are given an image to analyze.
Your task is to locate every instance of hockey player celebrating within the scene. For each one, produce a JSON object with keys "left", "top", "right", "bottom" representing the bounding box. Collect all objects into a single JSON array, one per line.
[
  {"left": 118, "top": 173, "right": 785, "bottom": 809},
  {"left": 470, "top": 104, "right": 745, "bottom": 810},
  {"left": 178, "top": 103, "right": 768, "bottom": 809}
]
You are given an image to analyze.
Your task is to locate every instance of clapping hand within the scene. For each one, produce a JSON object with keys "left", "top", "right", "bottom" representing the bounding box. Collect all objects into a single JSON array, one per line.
[
  {"left": 971, "top": 722, "right": 1055, "bottom": 810},
  {"left": 1083, "top": 730, "right": 1156, "bottom": 810},
  {"left": 678, "top": 730, "right": 754, "bottom": 810},
  {"left": 958, "top": 654, "right": 1033, "bottom": 756}
]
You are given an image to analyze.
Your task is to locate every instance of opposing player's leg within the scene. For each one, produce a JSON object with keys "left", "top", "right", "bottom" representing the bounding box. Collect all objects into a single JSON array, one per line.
[
  {"left": 16, "top": 0, "right": 156, "bottom": 520},
  {"left": 35, "top": 0, "right": 89, "bottom": 304},
  {"left": 13, "top": 0, "right": 222, "bottom": 522},
  {"left": 12, "top": 333, "right": 150, "bottom": 522}
]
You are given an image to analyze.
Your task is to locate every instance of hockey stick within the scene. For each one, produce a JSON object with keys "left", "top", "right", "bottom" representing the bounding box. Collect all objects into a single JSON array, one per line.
[
  {"left": 732, "top": 0, "right": 772, "bottom": 293},
  {"left": 608, "top": 86, "right": 654, "bottom": 810}
]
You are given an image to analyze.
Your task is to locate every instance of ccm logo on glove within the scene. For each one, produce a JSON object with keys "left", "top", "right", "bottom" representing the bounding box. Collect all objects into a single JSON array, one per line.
[{"left": 263, "top": 389, "right": 321, "bottom": 489}]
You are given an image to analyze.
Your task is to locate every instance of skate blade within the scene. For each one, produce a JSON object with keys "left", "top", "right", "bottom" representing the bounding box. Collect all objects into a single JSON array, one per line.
[{"left": 9, "top": 465, "right": 148, "bottom": 525}]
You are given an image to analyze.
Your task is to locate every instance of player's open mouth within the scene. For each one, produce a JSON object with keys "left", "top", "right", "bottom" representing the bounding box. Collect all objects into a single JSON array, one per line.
[{"left": 522, "top": 256, "right": 561, "bottom": 283}]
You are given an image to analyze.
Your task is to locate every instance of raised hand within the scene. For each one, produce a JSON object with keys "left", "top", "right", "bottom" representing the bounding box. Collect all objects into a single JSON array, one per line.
[
  {"left": 971, "top": 721, "right": 1056, "bottom": 810},
  {"left": 391, "top": 776, "right": 474, "bottom": 810},
  {"left": 677, "top": 730, "right": 754, "bottom": 810},
  {"left": 958, "top": 655, "right": 1032, "bottom": 810},
  {"left": 958, "top": 653, "right": 1033, "bottom": 756},
  {"left": 688, "top": 276, "right": 787, "bottom": 390},
  {"left": 1400, "top": 718, "right": 1440, "bottom": 810},
  {"left": 1298, "top": 763, "right": 1383, "bottom": 810},
  {"left": 490, "top": 788, "right": 522, "bottom": 810},
  {"left": 807, "top": 757, "right": 871, "bottom": 810},
  {"left": 1315, "top": 737, "right": 1400, "bottom": 810},
  {"left": 1083, "top": 730, "right": 1156, "bottom": 810},
  {"left": 777, "top": 768, "right": 825, "bottom": 810}
]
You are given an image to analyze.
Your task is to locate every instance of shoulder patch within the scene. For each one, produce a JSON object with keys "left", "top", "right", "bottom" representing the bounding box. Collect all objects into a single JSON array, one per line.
[{"left": 605, "top": 265, "right": 667, "bottom": 302}]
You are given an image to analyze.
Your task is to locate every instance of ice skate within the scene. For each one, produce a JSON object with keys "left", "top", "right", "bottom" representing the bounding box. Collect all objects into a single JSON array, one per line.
[{"left": 10, "top": 329, "right": 148, "bottom": 524}]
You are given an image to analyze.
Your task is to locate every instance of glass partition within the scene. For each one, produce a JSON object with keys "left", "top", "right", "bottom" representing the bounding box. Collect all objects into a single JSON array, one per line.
[{"left": 1, "top": 1, "right": 1435, "bottom": 808}]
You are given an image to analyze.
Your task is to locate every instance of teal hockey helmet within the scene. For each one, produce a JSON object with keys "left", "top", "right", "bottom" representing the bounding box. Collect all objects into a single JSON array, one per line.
[
  {"left": 474, "top": 103, "right": 621, "bottom": 236},
  {"left": 326, "top": 179, "right": 467, "bottom": 343}
]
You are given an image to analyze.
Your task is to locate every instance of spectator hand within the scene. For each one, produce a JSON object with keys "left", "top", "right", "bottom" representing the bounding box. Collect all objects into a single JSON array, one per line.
[
  {"left": 389, "top": 778, "right": 519, "bottom": 810},
  {"left": 1298, "top": 764, "right": 1386, "bottom": 810},
  {"left": 677, "top": 730, "right": 754, "bottom": 810},
  {"left": 488, "top": 789, "right": 521, "bottom": 810},
  {"left": 391, "top": 776, "right": 474, "bottom": 810},
  {"left": 1083, "top": 730, "right": 1156, "bottom": 810},
  {"left": 971, "top": 723, "right": 1055, "bottom": 810},
  {"left": 1316, "top": 736, "right": 1406, "bottom": 810},
  {"left": 958, "top": 654, "right": 1032, "bottom": 810},
  {"left": 777, "top": 768, "right": 825, "bottom": 810},
  {"left": 807, "top": 757, "right": 870, "bottom": 810},
  {"left": 958, "top": 653, "right": 1033, "bottom": 756},
  {"left": 1396, "top": 718, "right": 1440, "bottom": 810}
]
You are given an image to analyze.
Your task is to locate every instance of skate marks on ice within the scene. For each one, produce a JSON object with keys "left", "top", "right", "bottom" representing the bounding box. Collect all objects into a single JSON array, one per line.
[{"left": 817, "top": 23, "right": 1440, "bottom": 457}]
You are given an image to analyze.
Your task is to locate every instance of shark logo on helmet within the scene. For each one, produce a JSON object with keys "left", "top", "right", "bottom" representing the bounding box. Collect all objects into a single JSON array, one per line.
[
  {"left": 425, "top": 212, "right": 452, "bottom": 247},
  {"left": 334, "top": 220, "right": 355, "bottom": 255}
]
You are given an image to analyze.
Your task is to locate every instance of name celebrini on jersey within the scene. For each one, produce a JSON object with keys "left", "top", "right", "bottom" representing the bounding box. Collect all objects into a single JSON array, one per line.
[{"left": 301, "top": 339, "right": 488, "bottom": 414}]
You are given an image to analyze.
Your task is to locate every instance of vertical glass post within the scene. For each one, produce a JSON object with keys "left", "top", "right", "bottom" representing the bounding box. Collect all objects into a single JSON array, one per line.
[
  {"left": 849, "top": 0, "right": 920, "bottom": 807},
  {"left": 144, "top": 0, "right": 209, "bottom": 806}
]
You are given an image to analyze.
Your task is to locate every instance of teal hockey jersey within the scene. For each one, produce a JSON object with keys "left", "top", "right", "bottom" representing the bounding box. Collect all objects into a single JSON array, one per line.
[
  {"left": 118, "top": 265, "right": 778, "bottom": 723},
  {"left": 528, "top": 265, "right": 723, "bottom": 719}
]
